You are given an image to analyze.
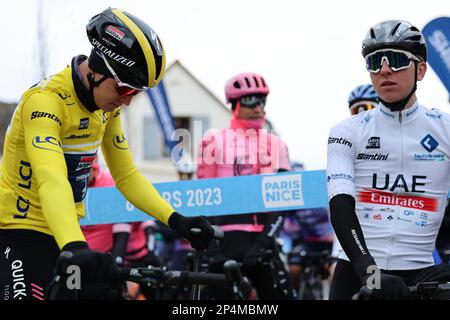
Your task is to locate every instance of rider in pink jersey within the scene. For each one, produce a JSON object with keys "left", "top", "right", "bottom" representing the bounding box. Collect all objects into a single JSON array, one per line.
[{"left": 198, "top": 72, "right": 295, "bottom": 299}]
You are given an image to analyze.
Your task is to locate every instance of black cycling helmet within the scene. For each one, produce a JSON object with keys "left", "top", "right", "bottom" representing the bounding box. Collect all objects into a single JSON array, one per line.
[
  {"left": 86, "top": 8, "right": 165, "bottom": 89},
  {"left": 362, "top": 20, "right": 427, "bottom": 62}
]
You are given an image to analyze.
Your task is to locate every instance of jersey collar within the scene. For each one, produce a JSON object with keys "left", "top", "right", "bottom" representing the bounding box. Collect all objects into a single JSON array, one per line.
[
  {"left": 71, "top": 55, "right": 100, "bottom": 113},
  {"left": 378, "top": 100, "right": 420, "bottom": 124}
]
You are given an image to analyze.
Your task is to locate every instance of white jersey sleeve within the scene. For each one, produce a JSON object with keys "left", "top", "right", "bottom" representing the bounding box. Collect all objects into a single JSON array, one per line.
[{"left": 326, "top": 118, "right": 358, "bottom": 200}]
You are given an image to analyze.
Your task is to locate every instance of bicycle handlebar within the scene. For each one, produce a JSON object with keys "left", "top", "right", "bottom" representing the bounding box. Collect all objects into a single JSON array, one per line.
[
  {"left": 352, "top": 281, "right": 450, "bottom": 300},
  {"left": 117, "top": 266, "right": 230, "bottom": 289},
  {"left": 189, "top": 225, "right": 224, "bottom": 240}
]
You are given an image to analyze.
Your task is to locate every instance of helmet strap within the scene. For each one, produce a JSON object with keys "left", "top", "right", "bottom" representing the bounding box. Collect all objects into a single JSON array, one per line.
[
  {"left": 87, "top": 72, "right": 109, "bottom": 110},
  {"left": 379, "top": 61, "right": 418, "bottom": 112}
]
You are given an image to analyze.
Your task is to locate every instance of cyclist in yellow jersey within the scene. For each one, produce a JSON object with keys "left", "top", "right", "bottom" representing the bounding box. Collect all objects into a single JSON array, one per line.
[{"left": 0, "top": 8, "right": 214, "bottom": 300}]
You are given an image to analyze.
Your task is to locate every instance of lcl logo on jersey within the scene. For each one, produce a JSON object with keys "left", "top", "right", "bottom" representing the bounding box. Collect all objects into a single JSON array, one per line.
[
  {"left": 366, "top": 137, "right": 380, "bottom": 149},
  {"left": 420, "top": 134, "right": 439, "bottom": 153}
]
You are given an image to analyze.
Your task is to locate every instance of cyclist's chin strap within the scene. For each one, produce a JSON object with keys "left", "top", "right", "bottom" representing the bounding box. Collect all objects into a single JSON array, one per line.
[
  {"left": 87, "top": 72, "right": 108, "bottom": 108},
  {"left": 379, "top": 62, "right": 418, "bottom": 112},
  {"left": 71, "top": 55, "right": 102, "bottom": 113}
]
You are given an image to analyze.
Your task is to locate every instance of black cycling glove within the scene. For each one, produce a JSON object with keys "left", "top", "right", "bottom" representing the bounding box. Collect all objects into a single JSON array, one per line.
[
  {"left": 58, "top": 241, "right": 119, "bottom": 286},
  {"left": 168, "top": 212, "right": 214, "bottom": 250},
  {"left": 354, "top": 255, "right": 409, "bottom": 300},
  {"left": 242, "top": 233, "right": 275, "bottom": 268}
]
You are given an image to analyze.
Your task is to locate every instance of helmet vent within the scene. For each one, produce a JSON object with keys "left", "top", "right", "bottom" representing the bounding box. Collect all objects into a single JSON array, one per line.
[
  {"left": 390, "top": 23, "right": 401, "bottom": 37},
  {"left": 407, "top": 35, "right": 422, "bottom": 41},
  {"left": 244, "top": 77, "right": 251, "bottom": 88},
  {"left": 261, "top": 77, "right": 266, "bottom": 87},
  {"left": 253, "top": 76, "right": 260, "bottom": 87},
  {"left": 370, "top": 28, "right": 376, "bottom": 39},
  {"left": 233, "top": 81, "right": 241, "bottom": 89}
]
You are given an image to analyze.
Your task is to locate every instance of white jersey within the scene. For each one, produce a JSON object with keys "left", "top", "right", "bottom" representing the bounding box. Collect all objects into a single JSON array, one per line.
[{"left": 327, "top": 101, "right": 450, "bottom": 270}]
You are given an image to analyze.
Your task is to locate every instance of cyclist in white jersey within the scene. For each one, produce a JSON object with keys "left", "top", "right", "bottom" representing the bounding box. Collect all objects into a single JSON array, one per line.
[{"left": 327, "top": 20, "right": 450, "bottom": 300}]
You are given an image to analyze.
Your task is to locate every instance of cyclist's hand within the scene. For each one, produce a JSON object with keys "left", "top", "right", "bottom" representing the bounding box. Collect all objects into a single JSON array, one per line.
[
  {"left": 168, "top": 212, "right": 214, "bottom": 250},
  {"left": 363, "top": 273, "right": 409, "bottom": 300},
  {"left": 58, "top": 242, "right": 119, "bottom": 286},
  {"left": 242, "top": 233, "right": 274, "bottom": 268}
]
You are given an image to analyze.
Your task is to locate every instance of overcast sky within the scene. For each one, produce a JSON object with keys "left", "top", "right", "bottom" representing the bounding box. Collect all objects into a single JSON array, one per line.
[{"left": 1, "top": 0, "right": 449, "bottom": 170}]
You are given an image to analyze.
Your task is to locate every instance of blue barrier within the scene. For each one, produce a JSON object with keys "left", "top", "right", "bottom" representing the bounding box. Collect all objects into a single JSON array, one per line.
[{"left": 80, "top": 170, "right": 328, "bottom": 226}]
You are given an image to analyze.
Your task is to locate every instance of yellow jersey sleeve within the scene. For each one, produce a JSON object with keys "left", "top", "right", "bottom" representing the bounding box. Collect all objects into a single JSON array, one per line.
[
  {"left": 21, "top": 92, "right": 86, "bottom": 248},
  {"left": 101, "top": 109, "right": 175, "bottom": 225}
]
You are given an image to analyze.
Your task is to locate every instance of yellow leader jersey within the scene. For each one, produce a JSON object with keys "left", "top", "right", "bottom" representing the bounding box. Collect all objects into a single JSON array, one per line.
[{"left": 0, "top": 57, "right": 175, "bottom": 249}]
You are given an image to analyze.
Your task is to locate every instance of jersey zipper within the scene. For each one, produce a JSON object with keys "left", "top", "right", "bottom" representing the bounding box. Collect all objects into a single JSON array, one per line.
[{"left": 387, "top": 111, "right": 403, "bottom": 269}]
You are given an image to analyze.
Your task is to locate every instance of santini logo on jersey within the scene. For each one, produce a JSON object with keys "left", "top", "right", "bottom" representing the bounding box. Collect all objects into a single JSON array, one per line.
[
  {"left": 30, "top": 111, "right": 62, "bottom": 126},
  {"left": 357, "top": 153, "right": 388, "bottom": 161},
  {"left": 328, "top": 137, "right": 352, "bottom": 148}
]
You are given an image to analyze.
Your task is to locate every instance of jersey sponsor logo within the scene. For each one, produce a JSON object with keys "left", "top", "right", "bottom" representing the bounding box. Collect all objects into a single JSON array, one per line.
[
  {"left": 372, "top": 173, "right": 426, "bottom": 193},
  {"left": 415, "top": 221, "right": 427, "bottom": 227},
  {"left": 328, "top": 137, "right": 352, "bottom": 148},
  {"left": 366, "top": 137, "right": 380, "bottom": 149},
  {"left": 105, "top": 25, "right": 125, "bottom": 41},
  {"left": 373, "top": 214, "right": 382, "bottom": 220},
  {"left": 404, "top": 210, "right": 414, "bottom": 216},
  {"left": 75, "top": 156, "right": 96, "bottom": 171},
  {"left": 357, "top": 153, "right": 388, "bottom": 160},
  {"left": 79, "top": 118, "right": 89, "bottom": 130},
  {"left": 413, "top": 153, "right": 445, "bottom": 161},
  {"left": 18, "top": 160, "right": 32, "bottom": 190},
  {"left": 398, "top": 217, "right": 413, "bottom": 223},
  {"left": 420, "top": 134, "right": 439, "bottom": 153},
  {"left": 91, "top": 38, "right": 136, "bottom": 67},
  {"left": 30, "top": 111, "right": 63, "bottom": 126},
  {"left": 420, "top": 212, "right": 429, "bottom": 220},
  {"left": 362, "top": 114, "right": 373, "bottom": 123},
  {"left": 425, "top": 112, "right": 442, "bottom": 119},
  {"left": 327, "top": 173, "right": 354, "bottom": 183},
  {"left": 380, "top": 108, "right": 395, "bottom": 118},
  {"left": 113, "top": 109, "right": 121, "bottom": 118},
  {"left": 358, "top": 189, "right": 437, "bottom": 212},
  {"left": 64, "top": 134, "right": 91, "bottom": 139},
  {"left": 100, "top": 112, "right": 109, "bottom": 123},
  {"left": 57, "top": 92, "right": 70, "bottom": 100},
  {"left": 113, "top": 134, "right": 129, "bottom": 150},
  {"left": 405, "top": 105, "right": 418, "bottom": 117},
  {"left": 32, "top": 136, "right": 62, "bottom": 153},
  {"left": 387, "top": 215, "right": 393, "bottom": 221},
  {"left": 11, "top": 260, "right": 27, "bottom": 299},
  {"left": 414, "top": 134, "right": 445, "bottom": 161},
  {"left": 4, "top": 247, "right": 11, "bottom": 259}
]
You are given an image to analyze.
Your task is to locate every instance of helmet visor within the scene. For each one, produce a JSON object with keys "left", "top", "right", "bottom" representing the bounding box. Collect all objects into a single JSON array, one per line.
[
  {"left": 350, "top": 101, "right": 377, "bottom": 115},
  {"left": 365, "top": 49, "right": 419, "bottom": 73}
]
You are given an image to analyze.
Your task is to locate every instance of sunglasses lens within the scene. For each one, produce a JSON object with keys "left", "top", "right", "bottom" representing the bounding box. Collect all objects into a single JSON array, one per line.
[
  {"left": 240, "top": 95, "right": 266, "bottom": 108},
  {"left": 116, "top": 85, "right": 140, "bottom": 97},
  {"left": 366, "top": 50, "right": 413, "bottom": 73}
]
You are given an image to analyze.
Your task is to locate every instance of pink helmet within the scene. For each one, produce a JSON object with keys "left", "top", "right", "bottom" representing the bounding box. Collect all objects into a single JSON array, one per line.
[{"left": 225, "top": 73, "right": 270, "bottom": 103}]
